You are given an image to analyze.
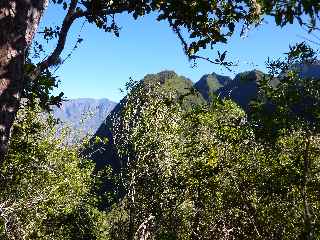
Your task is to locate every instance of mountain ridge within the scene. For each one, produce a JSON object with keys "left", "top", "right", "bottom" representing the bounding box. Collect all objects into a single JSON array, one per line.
[
  {"left": 89, "top": 65, "right": 320, "bottom": 169},
  {"left": 52, "top": 98, "right": 116, "bottom": 136}
]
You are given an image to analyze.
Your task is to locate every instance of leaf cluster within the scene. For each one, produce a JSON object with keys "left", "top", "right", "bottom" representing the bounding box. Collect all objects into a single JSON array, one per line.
[{"left": 0, "top": 105, "right": 108, "bottom": 239}]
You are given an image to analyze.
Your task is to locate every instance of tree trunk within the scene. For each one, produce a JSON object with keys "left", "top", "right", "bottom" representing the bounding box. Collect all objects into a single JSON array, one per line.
[{"left": 0, "top": 0, "right": 48, "bottom": 161}]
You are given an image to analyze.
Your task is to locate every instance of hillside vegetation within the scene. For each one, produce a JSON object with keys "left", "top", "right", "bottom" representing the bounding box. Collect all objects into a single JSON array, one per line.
[
  {"left": 1, "top": 43, "right": 320, "bottom": 239},
  {"left": 90, "top": 43, "right": 320, "bottom": 239}
]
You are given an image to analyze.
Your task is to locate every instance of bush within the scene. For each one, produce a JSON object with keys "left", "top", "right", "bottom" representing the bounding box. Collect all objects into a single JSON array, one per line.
[{"left": 0, "top": 106, "right": 108, "bottom": 239}]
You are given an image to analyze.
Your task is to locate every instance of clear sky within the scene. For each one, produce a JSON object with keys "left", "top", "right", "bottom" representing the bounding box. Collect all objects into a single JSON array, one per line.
[{"left": 35, "top": 4, "right": 319, "bottom": 102}]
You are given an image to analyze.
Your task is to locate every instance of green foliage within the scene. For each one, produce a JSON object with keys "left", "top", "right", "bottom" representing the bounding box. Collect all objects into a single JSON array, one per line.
[
  {"left": 251, "top": 42, "right": 320, "bottom": 140},
  {"left": 24, "top": 57, "right": 64, "bottom": 111},
  {"left": 0, "top": 106, "right": 108, "bottom": 239},
  {"left": 109, "top": 77, "right": 254, "bottom": 239},
  {"left": 102, "top": 43, "right": 320, "bottom": 239},
  {"left": 4, "top": 75, "right": 319, "bottom": 239},
  {"left": 6, "top": 0, "right": 320, "bottom": 238}
]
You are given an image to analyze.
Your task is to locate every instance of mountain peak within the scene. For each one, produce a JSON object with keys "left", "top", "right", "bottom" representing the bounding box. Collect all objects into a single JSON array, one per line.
[
  {"left": 143, "top": 70, "right": 179, "bottom": 85},
  {"left": 195, "top": 72, "right": 232, "bottom": 101},
  {"left": 234, "top": 69, "right": 265, "bottom": 83}
]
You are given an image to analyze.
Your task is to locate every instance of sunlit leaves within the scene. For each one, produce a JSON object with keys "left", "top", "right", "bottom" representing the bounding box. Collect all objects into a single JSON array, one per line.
[
  {"left": 105, "top": 42, "right": 320, "bottom": 239},
  {"left": 0, "top": 106, "right": 108, "bottom": 239}
]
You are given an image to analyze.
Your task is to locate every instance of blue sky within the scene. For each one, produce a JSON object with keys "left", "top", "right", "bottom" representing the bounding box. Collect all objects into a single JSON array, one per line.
[{"left": 35, "top": 4, "right": 319, "bottom": 102}]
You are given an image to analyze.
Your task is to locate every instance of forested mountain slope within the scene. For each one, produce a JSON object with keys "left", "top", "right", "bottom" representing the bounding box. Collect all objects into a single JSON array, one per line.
[
  {"left": 89, "top": 70, "right": 270, "bottom": 169},
  {"left": 216, "top": 70, "right": 266, "bottom": 110},
  {"left": 194, "top": 72, "right": 232, "bottom": 101},
  {"left": 90, "top": 64, "right": 320, "bottom": 169},
  {"left": 89, "top": 71, "right": 205, "bottom": 170}
]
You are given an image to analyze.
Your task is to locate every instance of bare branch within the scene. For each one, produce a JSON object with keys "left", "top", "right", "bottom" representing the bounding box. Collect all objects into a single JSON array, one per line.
[
  {"left": 33, "top": 0, "right": 129, "bottom": 78},
  {"left": 53, "top": 19, "right": 87, "bottom": 73},
  {"left": 190, "top": 55, "right": 236, "bottom": 72}
]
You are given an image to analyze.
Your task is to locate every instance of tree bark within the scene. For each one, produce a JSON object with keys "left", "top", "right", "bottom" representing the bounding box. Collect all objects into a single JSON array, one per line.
[{"left": 0, "top": 0, "right": 48, "bottom": 161}]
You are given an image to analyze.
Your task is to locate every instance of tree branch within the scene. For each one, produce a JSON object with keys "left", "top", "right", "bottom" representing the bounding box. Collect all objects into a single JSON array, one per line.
[
  {"left": 33, "top": 0, "right": 130, "bottom": 77},
  {"left": 168, "top": 19, "right": 189, "bottom": 54},
  {"left": 190, "top": 55, "right": 237, "bottom": 71},
  {"left": 36, "top": 0, "right": 86, "bottom": 74},
  {"left": 169, "top": 19, "right": 236, "bottom": 71}
]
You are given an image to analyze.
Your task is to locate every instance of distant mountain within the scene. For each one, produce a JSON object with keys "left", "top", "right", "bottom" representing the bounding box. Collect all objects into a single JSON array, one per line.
[
  {"left": 88, "top": 64, "right": 320, "bottom": 169},
  {"left": 52, "top": 98, "right": 116, "bottom": 136},
  {"left": 89, "top": 71, "right": 205, "bottom": 170},
  {"left": 144, "top": 70, "right": 205, "bottom": 107},
  {"left": 285, "top": 62, "right": 320, "bottom": 79},
  {"left": 193, "top": 70, "right": 267, "bottom": 111},
  {"left": 216, "top": 70, "right": 266, "bottom": 110},
  {"left": 213, "top": 64, "right": 320, "bottom": 111},
  {"left": 194, "top": 73, "right": 232, "bottom": 101}
]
